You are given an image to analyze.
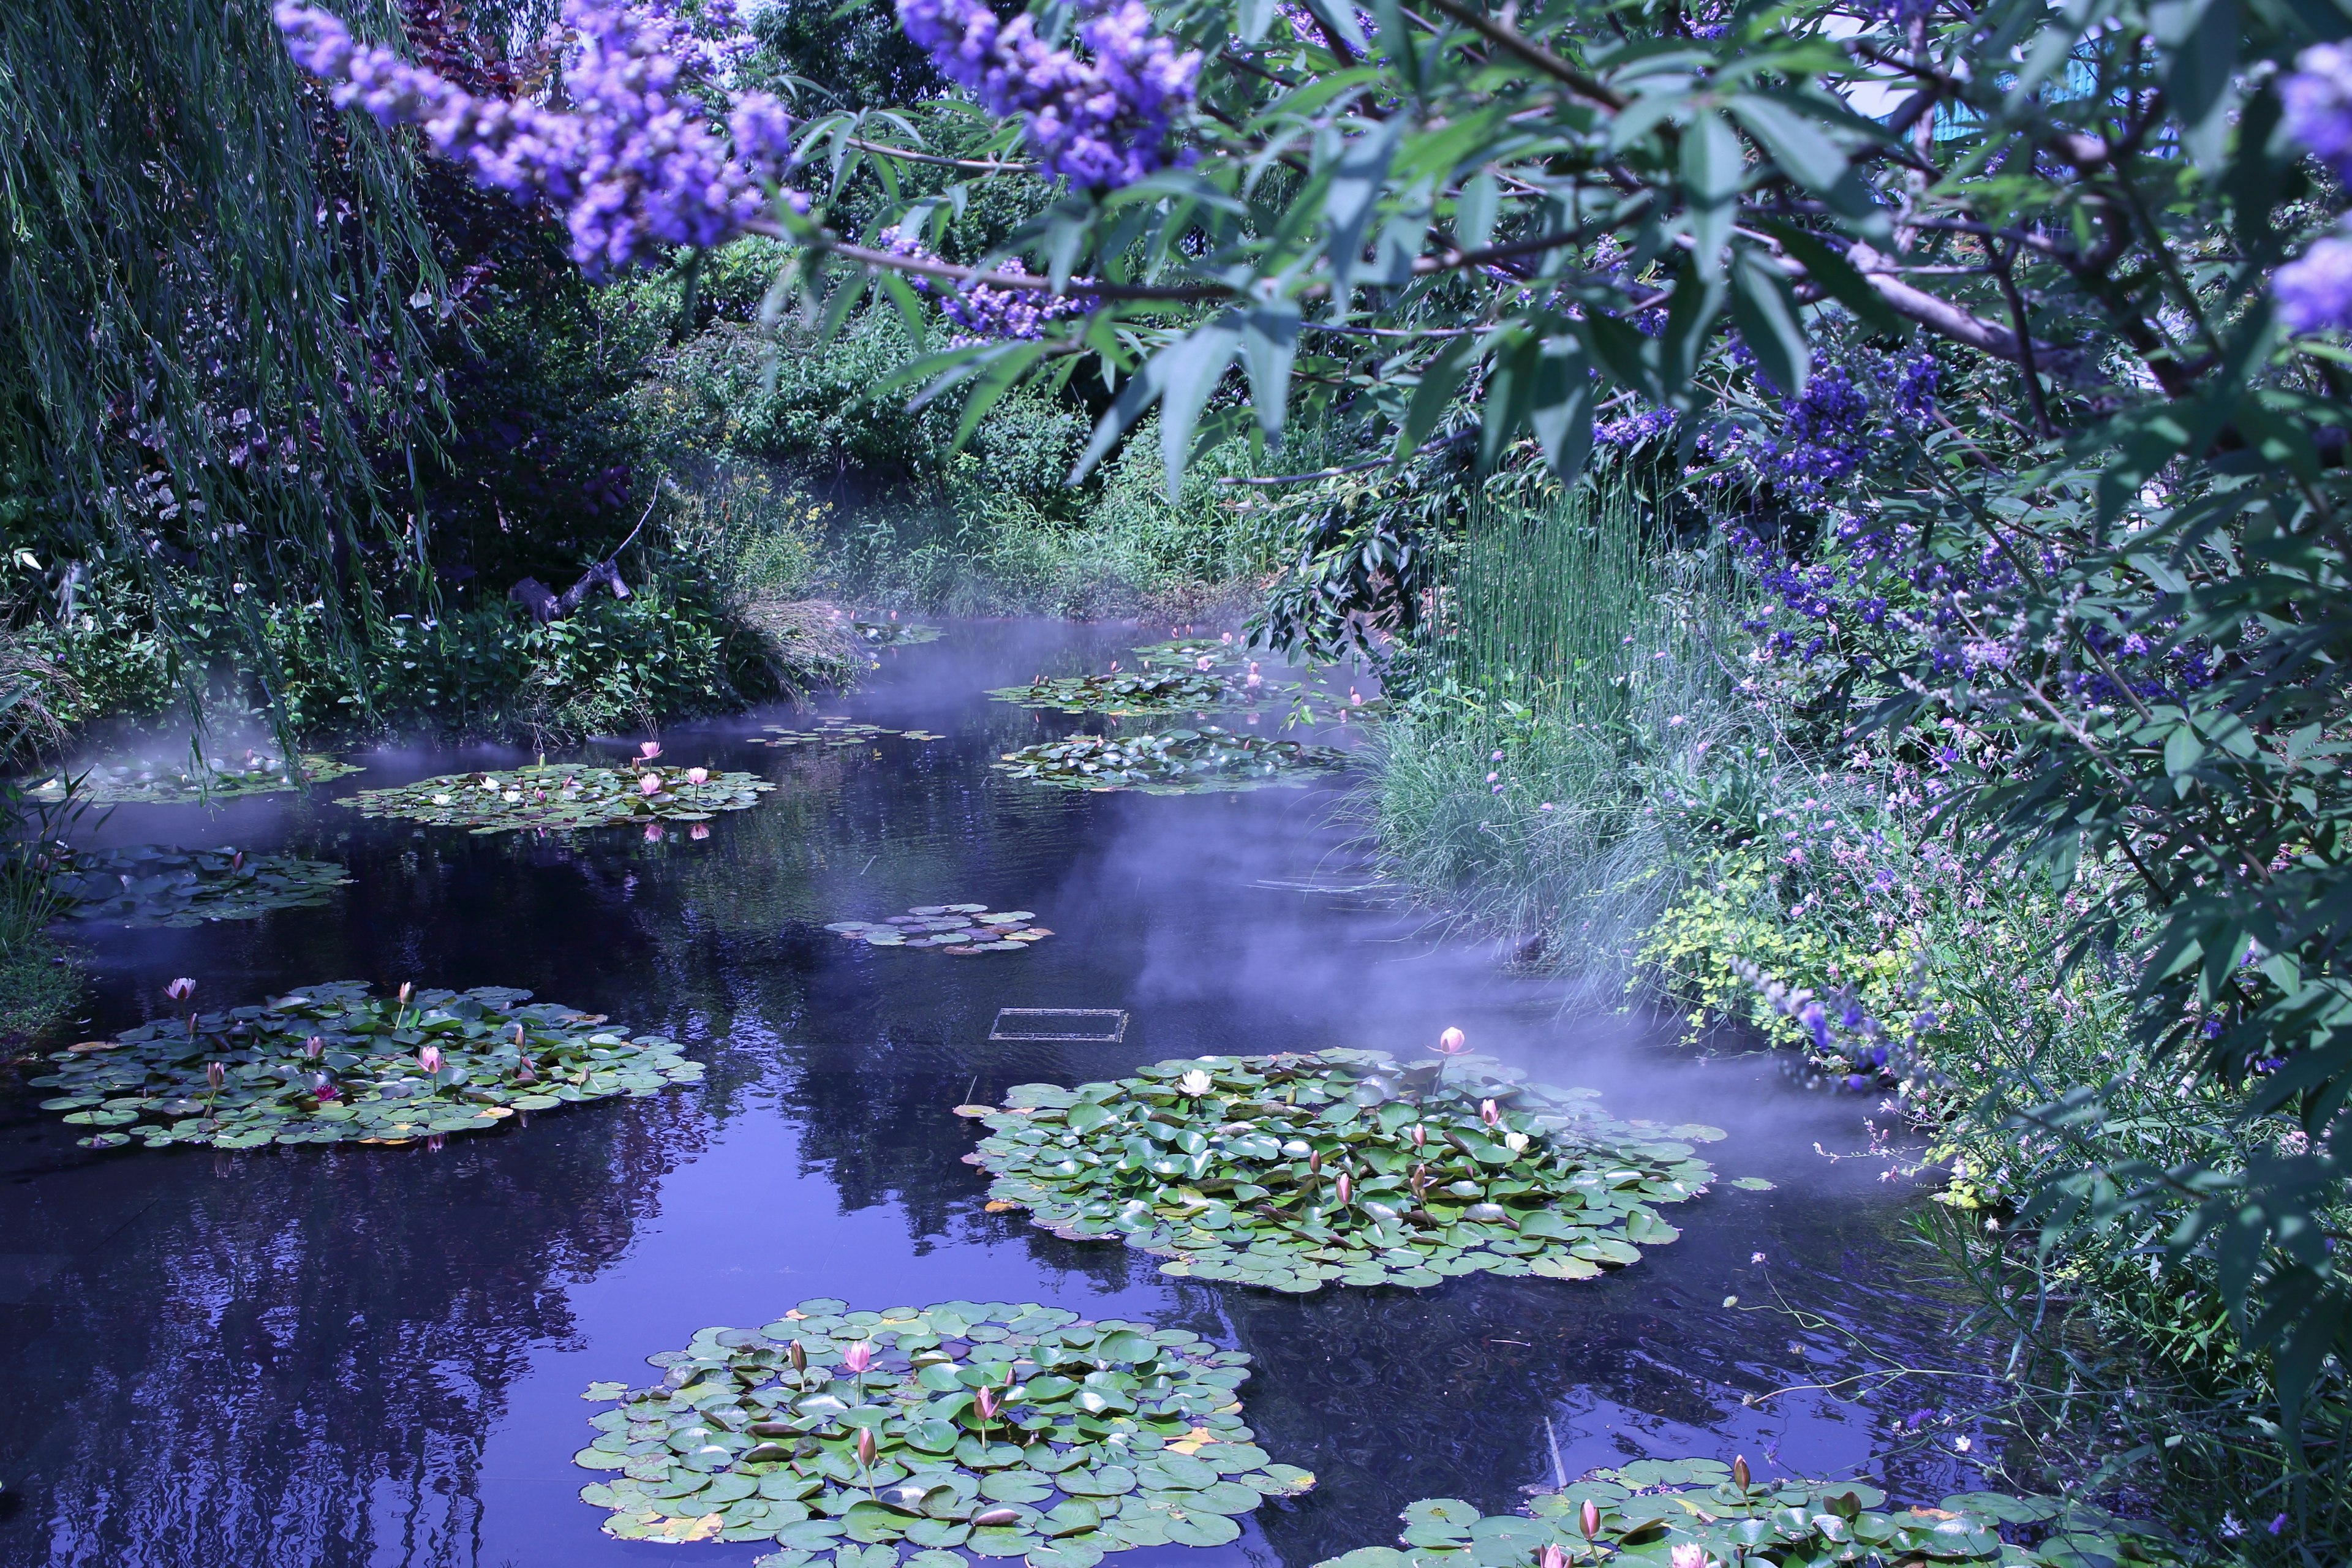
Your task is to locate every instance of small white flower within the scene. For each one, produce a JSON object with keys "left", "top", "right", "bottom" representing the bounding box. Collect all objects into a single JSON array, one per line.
[
  {"left": 431, "top": 794, "right": 452, "bottom": 806},
  {"left": 1502, "top": 1131, "right": 1530, "bottom": 1153},
  {"left": 1177, "top": 1069, "right": 1213, "bottom": 1097},
  {"left": 1953, "top": 1436, "right": 1971, "bottom": 1452}
]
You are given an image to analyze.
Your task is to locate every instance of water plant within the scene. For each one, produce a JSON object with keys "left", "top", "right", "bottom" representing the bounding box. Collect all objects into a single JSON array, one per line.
[
  {"left": 336, "top": 762, "right": 772, "bottom": 833},
  {"left": 987, "top": 668, "right": 1265, "bottom": 717},
  {"left": 992, "top": 728, "right": 1346, "bottom": 794},
  {"left": 962, "top": 1047, "right": 1716, "bottom": 1293},
  {"left": 28, "top": 752, "right": 361, "bottom": 804},
  {"left": 51, "top": 845, "right": 350, "bottom": 927},
  {"left": 1316, "top": 1458, "right": 2183, "bottom": 1567},
  {"left": 853, "top": 619, "right": 943, "bottom": 647},
  {"left": 572, "top": 1297, "right": 1314, "bottom": 1561},
  {"left": 756, "top": 718, "right": 947, "bottom": 747},
  {"left": 1130, "top": 637, "right": 1245, "bottom": 669},
  {"left": 28, "top": 981, "right": 700, "bottom": 1149},
  {"left": 828, "top": 905, "right": 1052, "bottom": 953}
]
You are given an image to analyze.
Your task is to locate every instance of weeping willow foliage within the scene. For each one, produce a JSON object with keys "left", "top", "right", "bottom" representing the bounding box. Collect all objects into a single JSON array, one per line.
[{"left": 0, "top": 0, "right": 450, "bottom": 720}]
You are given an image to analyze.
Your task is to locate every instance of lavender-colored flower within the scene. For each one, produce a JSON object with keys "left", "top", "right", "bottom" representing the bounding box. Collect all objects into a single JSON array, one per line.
[
  {"left": 895, "top": 0, "right": 1197, "bottom": 189},
  {"left": 2285, "top": 43, "right": 2352, "bottom": 179},
  {"left": 877, "top": 224, "right": 1090, "bottom": 342},
  {"left": 2277, "top": 235, "right": 2352, "bottom": 333},
  {"left": 276, "top": 0, "right": 807, "bottom": 277}
]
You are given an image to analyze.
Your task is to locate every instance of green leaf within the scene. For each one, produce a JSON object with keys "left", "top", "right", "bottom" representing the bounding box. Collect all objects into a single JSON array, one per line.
[
  {"left": 1755, "top": 221, "right": 1902, "bottom": 336},
  {"left": 1396, "top": 336, "right": 1479, "bottom": 462},
  {"left": 1240, "top": 301, "right": 1302, "bottom": 443},
  {"left": 1729, "top": 247, "right": 1809, "bottom": 397},
  {"left": 1527, "top": 330, "right": 1594, "bottom": 481},
  {"left": 1679, "top": 111, "right": 1743, "bottom": 281}
]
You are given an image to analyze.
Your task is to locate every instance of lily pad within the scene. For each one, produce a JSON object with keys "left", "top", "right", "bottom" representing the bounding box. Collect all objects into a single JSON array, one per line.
[
  {"left": 26, "top": 752, "right": 361, "bottom": 804},
  {"left": 336, "top": 763, "right": 772, "bottom": 834},
  {"left": 832, "top": 906, "right": 1052, "bottom": 956},
  {"left": 25, "top": 981, "right": 701, "bottom": 1151},
  {"left": 1129, "top": 638, "right": 1248, "bottom": 671},
  {"left": 1317, "top": 1469, "right": 2185, "bottom": 1567},
  {"left": 987, "top": 667, "right": 1274, "bottom": 717},
  {"left": 853, "top": 619, "right": 944, "bottom": 647},
  {"left": 993, "top": 727, "right": 1346, "bottom": 795},
  {"left": 52, "top": 845, "right": 350, "bottom": 927},
  {"left": 578, "top": 1300, "right": 1313, "bottom": 1564},
  {"left": 966, "top": 1050, "right": 1713, "bottom": 1294}
]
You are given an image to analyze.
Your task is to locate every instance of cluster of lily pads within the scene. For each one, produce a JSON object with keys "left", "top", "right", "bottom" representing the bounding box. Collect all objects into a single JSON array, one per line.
[
  {"left": 992, "top": 728, "right": 1347, "bottom": 794},
  {"left": 854, "top": 619, "right": 944, "bottom": 647},
  {"left": 28, "top": 981, "right": 701, "bottom": 1150},
  {"left": 1316, "top": 1458, "right": 2185, "bottom": 1567},
  {"left": 28, "top": 752, "right": 361, "bottom": 804},
  {"left": 1130, "top": 638, "right": 1246, "bottom": 669},
  {"left": 51, "top": 845, "right": 351, "bottom": 927},
  {"left": 987, "top": 669, "right": 1264, "bottom": 717},
  {"left": 573, "top": 1297, "right": 1313, "bottom": 1566},
  {"left": 336, "top": 762, "right": 772, "bottom": 833},
  {"left": 756, "top": 718, "right": 947, "bottom": 747},
  {"left": 962, "top": 1049, "right": 1717, "bottom": 1294},
  {"left": 828, "top": 905, "right": 1053, "bottom": 954}
]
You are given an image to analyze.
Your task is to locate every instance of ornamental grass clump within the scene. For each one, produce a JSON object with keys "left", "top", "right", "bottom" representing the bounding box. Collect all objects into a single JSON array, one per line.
[
  {"left": 962, "top": 1047, "right": 1719, "bottom": 1293},
  {"left": 29, "top": 981, "right": 701, "bottom": 1149},
  {"left": 336, "top": 761, "right": 772, "bottom": 833},
  {"left": 573, "top": 1298, "right": 1313, "bottom": 1560}
]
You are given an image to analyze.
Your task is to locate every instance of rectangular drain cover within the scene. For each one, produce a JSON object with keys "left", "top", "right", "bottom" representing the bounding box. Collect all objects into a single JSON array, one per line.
[{"left": 990, "top": 1008, "right": 1129, "bottom": 1042}]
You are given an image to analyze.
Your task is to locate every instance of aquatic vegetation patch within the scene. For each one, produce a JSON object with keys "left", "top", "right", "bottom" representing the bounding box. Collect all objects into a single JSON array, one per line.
[
  {"left": 755, "top": 718, "right": 948, "bottom": 747},
  {"left": 53, "top": 845, "right": 350, "bottom": 927},
  {"left": 573, "top": 1297, "right": 1314, "bottom": 1561},
  {"left": 829, "top": 905, "right": 1053, "bottom": 954},
  {"left": 987, "top": 669, "right": 1263, "bottom": 716},
  {"left": 854, "top": 619, "right": 944, "bottom": 647},
  {"left": 963, "top": 1049, "right": 1716, "bottom": 1293},
  {"left": 29, "top": 981, "right": 701, "bottom": 1149},
  {"left": 336, "top": 763, "right": 772, "bottom": 832},
  {"left": 1131, "top": 637, "right": 1246, "bottom": 669},
  {"left": 1316, "top": 1458, "right": 2185, "bottom": 1567},
  {"left": 992, "top": 727, "right": 1345, "bottom": 794},
  {"left": 28, "top": 752, "right": 361, "bottom": 804}
]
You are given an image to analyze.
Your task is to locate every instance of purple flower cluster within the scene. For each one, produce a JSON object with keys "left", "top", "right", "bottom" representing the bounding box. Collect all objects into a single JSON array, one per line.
[
  {"left": 276, "top": 0, "right": 805, "bottom": 277},
  {"left": 878, "top": 225, "right": 1090, "bottom": 343},
  {"left": 895, "top": 0, "right": 1199, "bottom": 189},
  {"left": 2275, "top": 46, "right": 2352, "bottom": 331},
  {"left": 1596, "top": 406, "right": 1677, "bottom": 446},
  {"left": 2277, "top": 238, "right": 2352, "bottom": 334},
  {"left": 1752, "top": 364, "right": 1871, "bottom": 497}
]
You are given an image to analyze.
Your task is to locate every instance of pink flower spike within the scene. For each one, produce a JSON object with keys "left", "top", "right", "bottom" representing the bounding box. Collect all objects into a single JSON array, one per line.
[{"left": 165, "top": 978, "right": 196, "bottom": 1001}]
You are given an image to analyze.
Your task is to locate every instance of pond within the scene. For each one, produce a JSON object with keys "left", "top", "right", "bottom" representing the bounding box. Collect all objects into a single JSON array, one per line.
[{"left": 0, "top": 621, "right": 1994, "bottom": 1568}]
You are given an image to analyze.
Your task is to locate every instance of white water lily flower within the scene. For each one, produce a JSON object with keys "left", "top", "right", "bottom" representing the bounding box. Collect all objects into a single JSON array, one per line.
[
  {"left": 1177, "top": 1069, "right": 1213, "bottom": 1097},
  {"left": 1503, "top": 1131, "right": 1531, "bottom": 1153},
  {"left": 431, "top": 794, "right": 451, "bottom": 806}
]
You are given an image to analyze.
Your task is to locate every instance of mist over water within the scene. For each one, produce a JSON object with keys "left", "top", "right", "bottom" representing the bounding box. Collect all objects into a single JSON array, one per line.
[{"left": 0, "top": 622, "right": 1992, "bottom": 1568}]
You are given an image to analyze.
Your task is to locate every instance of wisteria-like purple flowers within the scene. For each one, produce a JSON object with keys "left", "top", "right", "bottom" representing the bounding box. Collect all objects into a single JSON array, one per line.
[
  {"left": 895, "top": 0, "right": 1199, "bottom": 189},
  {"left": 2277, "top": 239, "right": 2352, "bottom": 334},
  {"left": 879, "top": 225, "right": 1091, "bottom": 342},
  {"left": 2275, "top": 45, "right": 2352, "bottom": 331},
  {"left": 276, "top": 0, "right": 804, "bottom": 277}
]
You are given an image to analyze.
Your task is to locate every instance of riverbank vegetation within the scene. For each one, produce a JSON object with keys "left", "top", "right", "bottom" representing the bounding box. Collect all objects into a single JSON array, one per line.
[{"left": 7, "top": 0, "right": 2352, "bottom": 1556}]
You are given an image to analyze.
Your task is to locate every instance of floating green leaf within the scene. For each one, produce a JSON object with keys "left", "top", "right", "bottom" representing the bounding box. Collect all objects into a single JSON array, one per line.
[
  {"left": 1129, "top": 638, "right": 1247, "bottom": 670},
  {"left": 51, "top": 845, "right": 351, "bottom": 927},
  {"left": 755, "top": 717, "right": 949, "bottom": 748},
  {"left": 829, "top": 906, "right": 1053, "bottom": 956},
  {"left": 335, "top": 763, "right": 772, "bottom": 833},
  {"left": 964, "top": 1050, "right": 1714, "bottom": 1294},
  {"left": 854, "top": 619, "right": 944, "bottom": 647},
  {"left": 993, "top": 728, "right": 1346, "bottom": 795},
  {"left": 27, "top": 752, "right": 361, "bottom": 804},
  {"left": 988, "top": 669, "right": 1271, "bottom": 717},
  {"left": 575, "top": 1298, "right": 1313, "bottom": 1565},
  {"left": 1317, "top": 1467, "right": 2185, "bottom": 1567},
  {"left": 26, "top": 981, "right": 701, "bottom": 1150}
]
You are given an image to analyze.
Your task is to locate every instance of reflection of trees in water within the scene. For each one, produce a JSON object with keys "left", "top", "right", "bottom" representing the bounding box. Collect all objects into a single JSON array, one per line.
[{"left": 8, "top": 1096, "right": 702, "bottom": 1568}]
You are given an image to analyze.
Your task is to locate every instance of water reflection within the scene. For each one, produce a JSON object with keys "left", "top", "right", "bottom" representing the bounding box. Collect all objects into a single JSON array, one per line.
[{"left": 2, "top": 621, "right": 1989, "bottom": 1568}]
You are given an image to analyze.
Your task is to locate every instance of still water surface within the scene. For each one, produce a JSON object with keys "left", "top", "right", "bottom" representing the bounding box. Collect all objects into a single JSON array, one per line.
[{"left": 0, "top": 622, "right": 1985, "bottom": 1567}]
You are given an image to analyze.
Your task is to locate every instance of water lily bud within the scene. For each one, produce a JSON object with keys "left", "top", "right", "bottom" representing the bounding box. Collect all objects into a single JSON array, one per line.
[
  {"left": 1480, "top": 1099, "right": 1500, "bottom": 1126},
  {"left": 1308, "top": 1149, "right": 1322, "bottom": 1174},
  {"left": 304, "top": 1035, "right": 324, "bottom": 1060},
  {"left": 515, "top": 1056, "right": 536, "bottom": 1084},
  {"left": 1410, "top": 1122, "right": 1427, "bottom": 1150},
  {"left": 685, "top": 767, "right": 709, "bottom": 785},
  {"left": 398, "top": 982, "right": 413, "bottom": 1005},
  {"left": 1437, "top": 1027, "right": 1468, "bottom": 1055},
  {"left": 974, "top": 1385, "right": 1000, "bottom": 1419},
  {"left": 1580, "top": 1499, "right": 1600, "bottom": 1538},
  {"left": 513, "top": 1023, "right": 526, "bottom": 1049},
  {"left": 205, "top": 1061, "right": 225, "bottom": 1091},
  {"left": 1335, "top": 1171, "right": 1352, "bottom": 1205},
  {"left": 788, "top": 1342, "right": 806, "bottom": 1373},
  {"left": 1668, "top": 1545, "right": 1708, "bottom": 1568},
  {"left": 842, "top": 1341, "right": 875, "bottom": 1374},
  {"left": 166, "top": 977, "right": 196, "bottom": 1001},
  {"left": 639, "top": 773, "right": 662, "bottom": 796},
  {"left": 420, "top": 1044, "right": 443, "bottom": 1075},
  {"left": 1410, "top": 1164, "right": 1428, "bottom": 1197},
  {"left": 1539, "top": 1547, "right": 1567, "bottom": 1568},
  {"left": 855, "top": 1427, "right": 876, "bottom": 1466},
  {"left": 1504, "top": 1131, "right": 1531, "bottom": 1153},
  {"left": 1732, "top": 1455, "right": 1750, "bottom": 1489}
]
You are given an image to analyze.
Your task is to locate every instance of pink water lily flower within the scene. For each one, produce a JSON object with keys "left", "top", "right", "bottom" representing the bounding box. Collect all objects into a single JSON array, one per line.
[
  {"left": 973, "top": 1385, "right": 1000, "bottom": 1419},
  {"left": 304, "top": 1035, "right": 325, "bottom": 1059},
  {"left": 644, "top": 823, "right": 665, "bottom": 842},
  {"left": 685, "top": 767, "right": 709, "bottom": 785},
  {"left": 419, "top": 1044, "right": 443, "bottom": 1074},
  {"left": 1480, "top": 1099, "right": 1501, "bottom": 1126},
  {"left": 841, "top": 1341, "right": 875, "bottom": 1374},
  {"left": 639, "top": 741, "right": 662, "bottom": 760},
  {"left": 689, "top": 823, "right": 710, "bottom": 840},
  {"left": 639, "top": 773, "right": 662, "bottom": 796},
  {"left": 1436, "top": 1027, "right": 1468, "bottom": 1055},
  {"left": 165, "top": 978, "right": 197, "bottom": 1001}
]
